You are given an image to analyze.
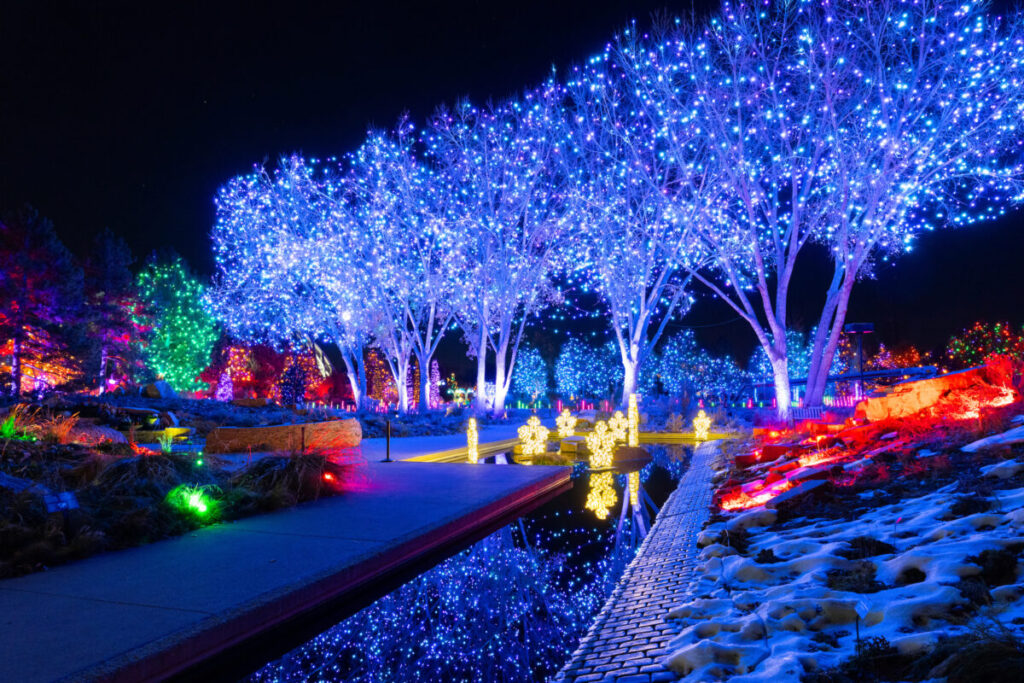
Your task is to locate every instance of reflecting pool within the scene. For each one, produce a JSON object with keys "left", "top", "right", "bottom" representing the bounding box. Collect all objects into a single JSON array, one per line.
[{"left": 249, "top": 444, "right": 692, "bottom": 683}]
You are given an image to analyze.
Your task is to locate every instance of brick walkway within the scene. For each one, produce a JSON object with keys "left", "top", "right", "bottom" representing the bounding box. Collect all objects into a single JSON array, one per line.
[{"left": 555, "top": 440, "right": 720, "bottom": 683}]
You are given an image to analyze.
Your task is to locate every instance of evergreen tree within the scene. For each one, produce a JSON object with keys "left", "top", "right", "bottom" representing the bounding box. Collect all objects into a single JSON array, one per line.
[
  {"left": 136, "top": 254, "right": 218, "bottom": 393},
  {"left": 81, "top": 228, "right": 141, "bottom": 390},
  {"left": 0, "top": 206, "right": 83, "bottom": 395}
]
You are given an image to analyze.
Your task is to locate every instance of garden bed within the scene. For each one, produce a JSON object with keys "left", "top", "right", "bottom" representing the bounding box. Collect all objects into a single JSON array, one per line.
[
  {"left": 0, "top": 405, "right": 360, "bottom": 578},
  {"left": 657, "top": 362, "right": 1024, "bottom": 682}
]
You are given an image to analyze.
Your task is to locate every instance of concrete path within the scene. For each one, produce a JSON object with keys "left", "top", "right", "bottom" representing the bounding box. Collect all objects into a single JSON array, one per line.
[
  {"left": 0, "top": 460, "right": 571, "bottom": 683},
  {"left": 555, "top": 440, "right": 721, "bottom": 683}
]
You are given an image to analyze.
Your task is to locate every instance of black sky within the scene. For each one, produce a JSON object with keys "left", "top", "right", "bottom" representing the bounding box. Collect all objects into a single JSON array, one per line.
[{"left": 2, "top": 0, "right": 1022, "bottom": 363}]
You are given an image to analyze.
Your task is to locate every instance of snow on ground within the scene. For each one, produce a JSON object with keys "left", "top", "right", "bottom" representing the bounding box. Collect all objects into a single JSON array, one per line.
[{"left": 661, "top": 451, "right": 1024, "bottom": 681}]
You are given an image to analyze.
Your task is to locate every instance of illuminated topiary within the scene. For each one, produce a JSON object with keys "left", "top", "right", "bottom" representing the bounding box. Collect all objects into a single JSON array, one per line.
[{"left": 136, "top": 255, "right": 218, "bottom": 393}]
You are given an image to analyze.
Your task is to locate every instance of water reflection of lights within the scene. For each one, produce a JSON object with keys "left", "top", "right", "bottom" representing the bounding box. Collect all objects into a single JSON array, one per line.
[
  {"left": 250, "top": 445, "right": 692, "bottom": 683},
  {"left": 251, "top": 524, "right": 628, "bottom": 683},
  {"left": 584, "top": 471, "right": 617, "bottom": 519}
]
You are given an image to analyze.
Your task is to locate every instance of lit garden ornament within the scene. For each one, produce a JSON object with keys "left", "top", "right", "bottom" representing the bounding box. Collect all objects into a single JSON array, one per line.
[
  {"left": 629, "top": 471, "right": 639, "bottom": 508},
  {"left": 608, "top": 410, "right": 628, "bottom": 443},
  {"left": 693, "top": 410, "right": 711, "bottom": 441},
  {"left": 627, "top": 394, "right": 639, "bottom": 447},
  {"left": 584, "top": 472, "right": 617, "bottom": 520},
  {"left": 585, "top": 421, "right": 615, "bottom": 469},
  {"left": 518, "top": 415, "right": 549, "bottom": 458},
  {"left": 467, "top": 417, "right": 479, "bottom": 464},
  {"left": 555, "top": 409, "right": 577, "bottom": 438}
]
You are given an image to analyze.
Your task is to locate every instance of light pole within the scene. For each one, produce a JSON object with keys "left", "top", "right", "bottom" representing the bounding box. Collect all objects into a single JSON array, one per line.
[{"left": 843, "top": 322, "right": 874, "bottom": 399}]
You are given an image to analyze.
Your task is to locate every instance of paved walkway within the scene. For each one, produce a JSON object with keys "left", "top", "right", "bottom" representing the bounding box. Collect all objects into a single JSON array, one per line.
[
  {"left": 555, "top": 440, "right": 721, "bottom": 683},
  {"left": 0, "top": 461, "right": 570, "bottom": 683}
]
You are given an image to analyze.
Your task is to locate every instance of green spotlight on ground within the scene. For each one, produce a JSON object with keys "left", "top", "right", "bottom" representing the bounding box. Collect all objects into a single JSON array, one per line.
[{"left": 166, "top": 484, "right": 217, "bottom": 519}]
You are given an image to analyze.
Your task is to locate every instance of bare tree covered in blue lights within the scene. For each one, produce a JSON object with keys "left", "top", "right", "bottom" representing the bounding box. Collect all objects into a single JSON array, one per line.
[
  {"left": 564, "top": 33, "right": 716, "bottom": 405},
  {"left": 749, "top": 328, "right": 846, "bottom": 402},
  {"left": 208, "top": 0, "right": 1024, "bottom": 419},
  {"left": 208, "top": 156, "right": 372, "bottom": 406},
  {"left": 632, "top": 0, "right": 1024, "bottom": 418},
  {"left": 346, "top": 123, "right": 459, "bottom": 412},
  {"left": 425, "top": 83, "right": 570, "bottom": 415}
]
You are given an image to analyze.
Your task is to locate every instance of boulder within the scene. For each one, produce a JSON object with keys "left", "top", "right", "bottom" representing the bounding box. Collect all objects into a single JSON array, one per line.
[
  {"left": 855, "top": 364, "right": 1015, "bottom": 422},
  {"left": 142, "top": 381, "right": 177, "bottom": 399},
  {"left": 765, "top": 479, "right": 827, "bottom": 509},
  {"left": 68, "top": 423, "right": 128, "bottom": 447},
  {"left": 232, "top": 398, "right": 270, "bottom": 408},
  {"left": 205, "top": 419, "right": 361, "bottom": 454}
]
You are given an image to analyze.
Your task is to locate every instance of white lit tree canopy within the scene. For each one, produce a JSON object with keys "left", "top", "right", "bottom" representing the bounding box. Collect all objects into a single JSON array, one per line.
[
  {"left": 425, "top": 83, "right": 570, "bottom": 415},
  {"left": 208, "top": 156, "right": 372, "bottom": 406},
  {"left": 345, "top": 123, "right": 460, "bottom": 412},
  {"left": 563, "top": 32, "right": 715, "bottom": 405},
  {"left": 638, "top": 0, "right": 1024, "bottom": 418}
]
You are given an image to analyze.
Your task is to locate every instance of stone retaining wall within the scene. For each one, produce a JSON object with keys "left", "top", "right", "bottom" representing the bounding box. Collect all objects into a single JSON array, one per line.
[{"left": 205, "top": 419, "right": 361, "bottom": 454}]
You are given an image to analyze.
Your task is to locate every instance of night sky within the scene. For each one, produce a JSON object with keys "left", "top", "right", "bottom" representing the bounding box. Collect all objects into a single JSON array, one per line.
[{"left": 3, "top": 0, "right": 1023, "bottom": 366}]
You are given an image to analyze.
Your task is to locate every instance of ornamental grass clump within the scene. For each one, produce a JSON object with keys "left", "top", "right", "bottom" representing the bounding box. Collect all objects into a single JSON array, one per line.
[
  {"left": 37, "top": 412, "right": 79, "bottom": 444},
  {"left": 230, "top": 453, "right": 345, "bottom": 510},
  {"left": 165, "top": 484, "right": 221, "bottom": 521},
  {"left": 0, "top": 404, "right": 38, "bottom": 442}
]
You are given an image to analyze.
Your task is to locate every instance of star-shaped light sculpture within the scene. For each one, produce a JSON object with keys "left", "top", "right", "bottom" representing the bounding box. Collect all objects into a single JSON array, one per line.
[
  {"left": 555, "top": 408, "right": 577, "bottom": 438},
  {"left": 608, "top": 410, "right": 628, "bottom": 443},
  {"left": 585, "top": 420, "right": 615, "bottom": 469},
  {"left": 518, "top": 415, "right": 549, "bottom": 457}
]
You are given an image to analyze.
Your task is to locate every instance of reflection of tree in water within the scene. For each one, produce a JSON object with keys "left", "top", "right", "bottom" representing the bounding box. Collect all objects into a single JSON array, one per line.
[{"left": 251, "top": 526, "right": 631, "bottom": 683}]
